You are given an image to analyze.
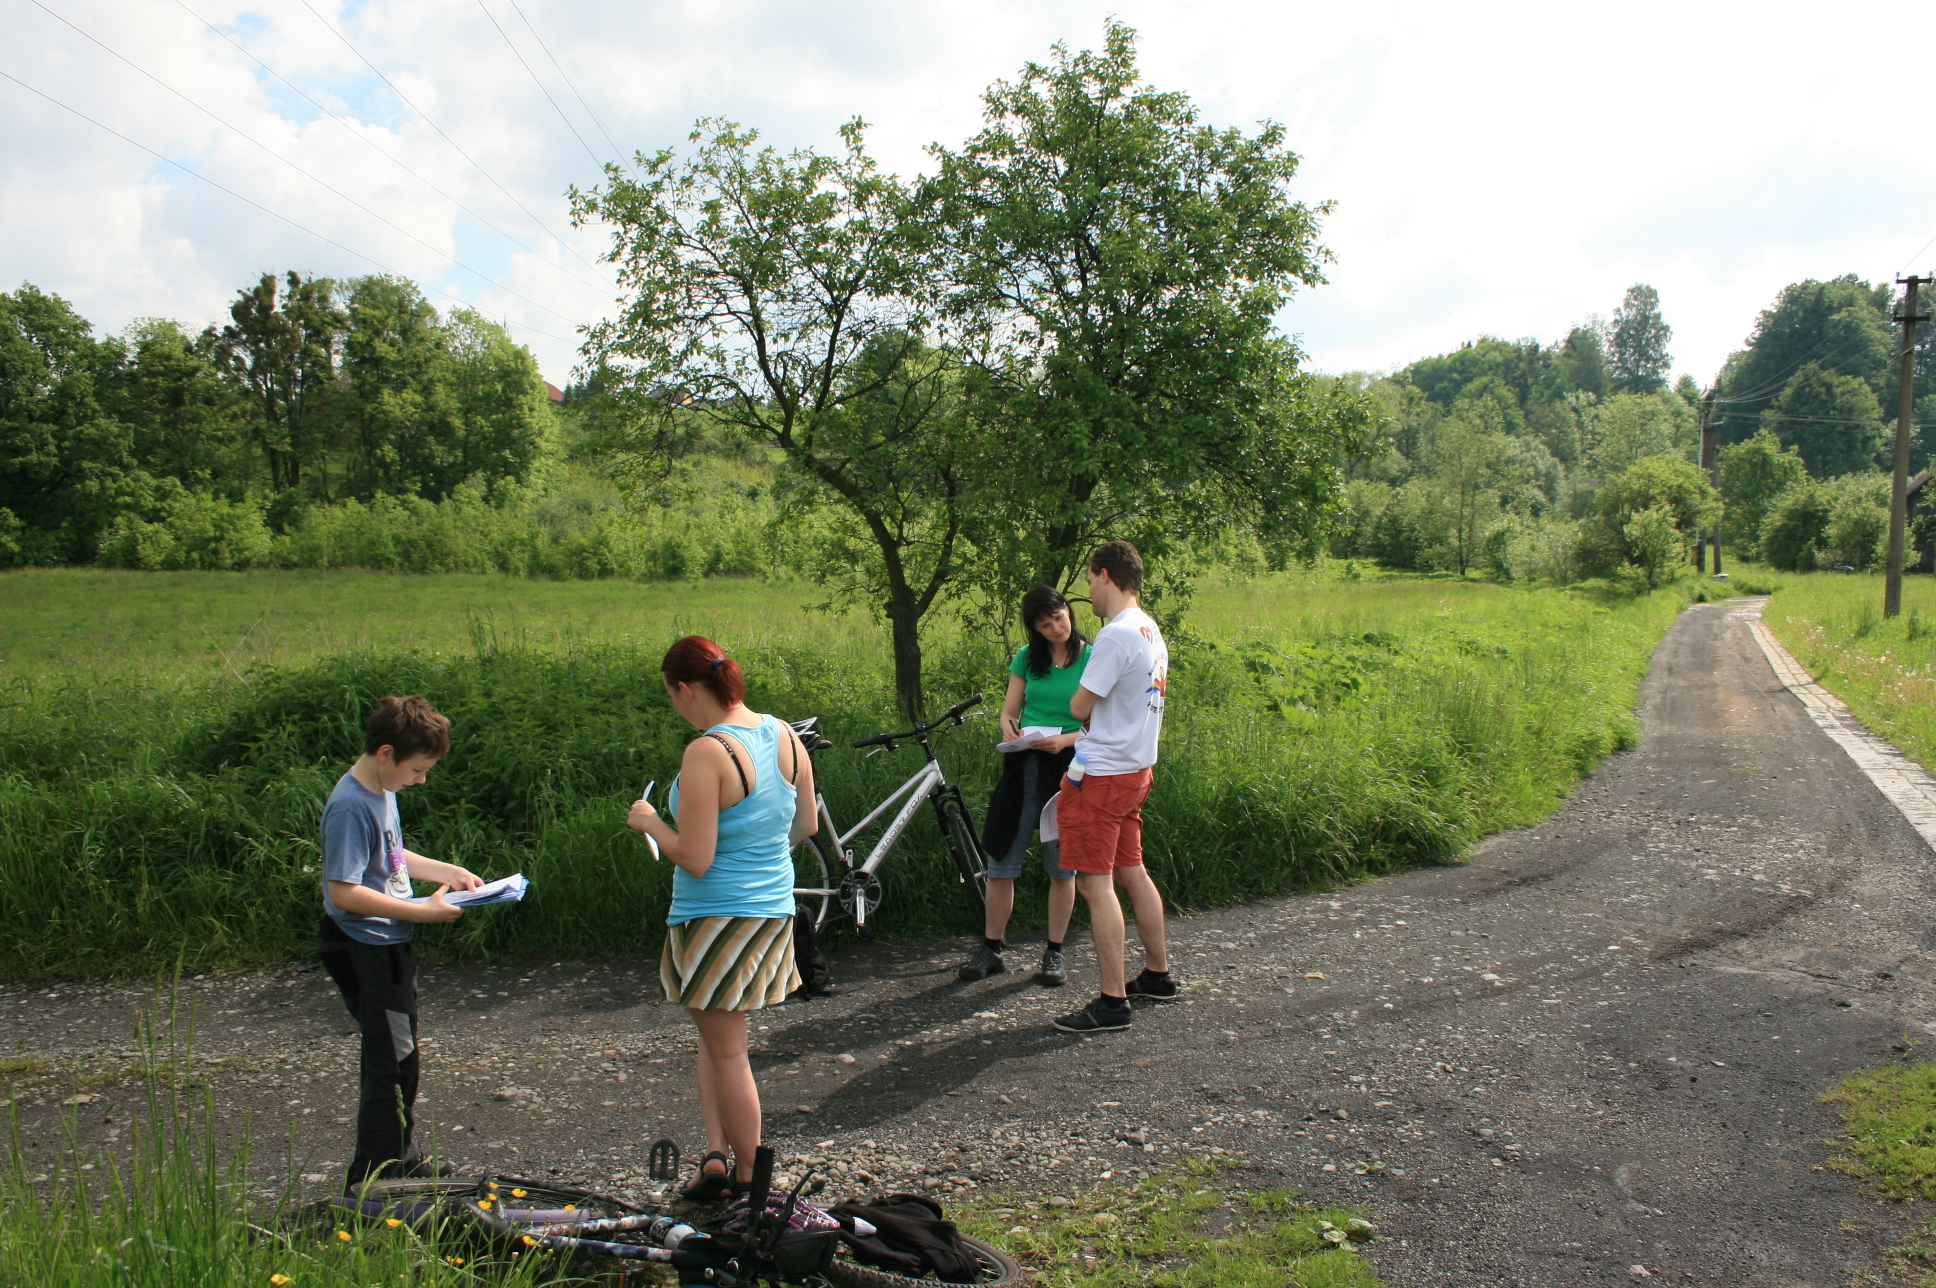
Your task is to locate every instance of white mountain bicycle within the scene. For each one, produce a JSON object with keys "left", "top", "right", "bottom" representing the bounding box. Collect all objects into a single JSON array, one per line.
[{"left": 786, "top": 696, "right": 990, "bottom": 936}]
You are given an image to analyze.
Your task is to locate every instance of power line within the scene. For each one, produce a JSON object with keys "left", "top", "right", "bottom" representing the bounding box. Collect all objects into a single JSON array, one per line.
[
  {"left": 171, "top": 0, "right": 614, "bottom": 296},
  {"left": 474, "top": 0, "right": 602, "bottom": 170},
  {"left": 0, "top": 67, "right": 582, "bottom": 347},
  {"left": 292, "top": 0, "right": 614, "bottom": 284},
  {"left": 505, "top": 0, "right": 637, "bottom": 176},
  {"left": 27, "top": 0, "right": 588, "bottom": 329}
]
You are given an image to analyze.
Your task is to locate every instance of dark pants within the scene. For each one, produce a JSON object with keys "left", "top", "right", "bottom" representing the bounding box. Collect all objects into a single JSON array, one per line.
[{"left": 318, "top": 918, "right": 421, "bottom": 1186}]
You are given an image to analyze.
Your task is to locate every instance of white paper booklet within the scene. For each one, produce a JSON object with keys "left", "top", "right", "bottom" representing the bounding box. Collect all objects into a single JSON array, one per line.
[
  {"left": 412, "top": 873, "right": 529, "bottom": 908},
  {"left": 995, "top": 725, "right": 1064, "bottom": 754}
]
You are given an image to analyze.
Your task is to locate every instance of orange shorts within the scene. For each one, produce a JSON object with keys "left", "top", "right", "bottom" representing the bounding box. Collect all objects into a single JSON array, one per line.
[{"left": 1056, "top": 768, "right": 1154, "bottom": 875}]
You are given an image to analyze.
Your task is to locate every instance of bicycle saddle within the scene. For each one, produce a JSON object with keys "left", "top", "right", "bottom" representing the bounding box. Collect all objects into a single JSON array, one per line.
[{"left": 790, "top": 716, "right": 835, "bottom": 753}]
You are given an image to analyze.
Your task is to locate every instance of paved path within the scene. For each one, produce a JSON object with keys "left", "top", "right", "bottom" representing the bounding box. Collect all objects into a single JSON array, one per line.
[{"left": 5, "top": 599, "right": 1934, "bottom": 1286}]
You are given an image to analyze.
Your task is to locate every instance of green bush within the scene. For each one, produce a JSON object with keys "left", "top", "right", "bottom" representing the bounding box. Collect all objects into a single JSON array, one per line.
[{"left": 0, "top": 583, "right": 1680, "bottom": 980}]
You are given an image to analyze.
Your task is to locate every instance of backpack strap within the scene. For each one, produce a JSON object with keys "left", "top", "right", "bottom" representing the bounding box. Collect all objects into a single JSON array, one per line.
[{"left": 705, "top": 732, "right": 750, "bottom": 797}]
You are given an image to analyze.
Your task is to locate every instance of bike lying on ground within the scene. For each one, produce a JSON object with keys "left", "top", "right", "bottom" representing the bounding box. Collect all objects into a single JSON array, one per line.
[
  {"left": 787, "top": 696, "right": 992, "bottom": 937},
  {"left": 320, "top": 1145, "right": 1022, "bottom": 1287}
]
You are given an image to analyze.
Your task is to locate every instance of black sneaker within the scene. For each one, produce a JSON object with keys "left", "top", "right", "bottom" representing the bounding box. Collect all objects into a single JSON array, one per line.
[
  {"left": 957, "top": 943, "right": 1006, "bottom": 981},
  {"left": 1052, "top": 997, "right": 1131, "bottom": 1033},
  {"left": 1036, "top": 947, "right": 1067, "bottom": 987},
  {"left": 1125, "top": 969, "right": 1178, "bottom": 1001}
]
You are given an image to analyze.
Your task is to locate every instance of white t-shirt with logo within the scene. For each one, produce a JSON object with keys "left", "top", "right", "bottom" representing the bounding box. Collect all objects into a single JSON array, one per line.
[{"left": 1074, "top": 605, "right": 1168, "bottom": 776}]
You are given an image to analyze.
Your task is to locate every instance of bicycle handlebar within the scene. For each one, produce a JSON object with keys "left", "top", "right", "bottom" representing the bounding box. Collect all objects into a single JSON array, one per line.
[{"left": 850, "top": 695, "right": 984, "bottom": 749}]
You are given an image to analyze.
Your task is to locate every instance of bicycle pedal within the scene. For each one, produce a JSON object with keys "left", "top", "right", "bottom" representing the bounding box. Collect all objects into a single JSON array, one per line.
[{"left": 648, "top": 1138, "right": 680, "bottom": 1182}]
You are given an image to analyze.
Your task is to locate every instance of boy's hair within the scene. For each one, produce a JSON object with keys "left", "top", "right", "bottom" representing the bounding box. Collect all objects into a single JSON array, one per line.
[
  {"left": 363, "top": 695, "right": 452, "bottom": 761},
  {"left": 1088, "top": 539, "right": 1145, "bottom": 594}
]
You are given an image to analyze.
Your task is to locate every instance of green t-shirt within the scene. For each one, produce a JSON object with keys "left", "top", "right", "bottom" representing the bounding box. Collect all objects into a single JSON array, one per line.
[{"left": 1008, "top": 643, "right": 1092, "bottom": 734}]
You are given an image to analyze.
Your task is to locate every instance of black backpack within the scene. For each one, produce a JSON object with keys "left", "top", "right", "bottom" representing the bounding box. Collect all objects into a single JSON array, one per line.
[{"left": 792, "top": 902, "right": 834, "bottom": 997}]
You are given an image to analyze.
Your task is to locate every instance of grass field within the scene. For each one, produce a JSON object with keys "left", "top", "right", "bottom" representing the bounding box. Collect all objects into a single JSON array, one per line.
[
  {"left": 1757, "top": 570, "right": 1936, "bottom": 771},
  {"left": 0, "top": 566, "right": 1689, "bottom": 982}
]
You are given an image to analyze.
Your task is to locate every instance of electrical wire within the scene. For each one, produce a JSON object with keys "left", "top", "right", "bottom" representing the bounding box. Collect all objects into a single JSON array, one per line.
[
  {"left": 292, "top": 0, "right": 614, "bottom": 283},
  {"left": 474, "top": 0, "right": 602, "bottom": 170},
  {"left": 0, "top": 67, "right": 582, "bottom": 348},
  {"left": 505, "top": 0, "right": 638, "bottom": 177},
  {"left": 26, "top": 0, "right": 588, "bottom": 329},
  {"left": 172, "top": 0, "right": 614, "bottom": 296}
]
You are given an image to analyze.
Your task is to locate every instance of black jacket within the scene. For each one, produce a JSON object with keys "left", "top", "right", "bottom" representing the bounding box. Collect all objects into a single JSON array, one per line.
[{"left": 979, "top": 743, "right": 1076, "bottom": 858}]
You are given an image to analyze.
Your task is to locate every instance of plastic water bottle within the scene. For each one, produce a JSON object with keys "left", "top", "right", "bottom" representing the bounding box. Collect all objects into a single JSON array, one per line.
[
  {"left": 645, "top": 1215, "right": 697, "bottom": 1248},
  {"left": 1068, "top": 748, "right": 1088, "bottom": 786}
]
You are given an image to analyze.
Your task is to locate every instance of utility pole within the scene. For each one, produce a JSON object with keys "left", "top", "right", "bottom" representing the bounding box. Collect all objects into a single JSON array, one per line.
[
  {"left": 1698, "top": 386, "right": 1719, "bottom": 574},
  {"left": 1886, "top": 274, "right": 1930, "bottom": 619}
]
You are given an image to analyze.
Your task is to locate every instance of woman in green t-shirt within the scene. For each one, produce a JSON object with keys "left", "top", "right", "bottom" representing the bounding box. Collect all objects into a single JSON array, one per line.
[{"left": 958, "top": 585, "right": 1090, "bottom": 987}]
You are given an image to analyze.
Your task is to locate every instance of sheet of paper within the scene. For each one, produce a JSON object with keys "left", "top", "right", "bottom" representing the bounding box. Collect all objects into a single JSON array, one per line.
[
  {"left": 412, "top": 873, "right": 529, "bottom": 908},
  {"left": 1038, "top": 791, "right": 1062, "bottom": 843},
  {"left": 995, "top": 725, "right": 1064, "bottom": 754}
]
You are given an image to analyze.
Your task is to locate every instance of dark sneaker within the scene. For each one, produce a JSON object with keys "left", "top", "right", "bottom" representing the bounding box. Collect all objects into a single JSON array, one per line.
[
  {"left": 1036, "top": 947, "right": 1067, "bottom": 987},
  {"left": 1125, "top": 970, "right": 1179, "bottom": 1001},
  {"left": 1052, "top": 997, "right": 1131, "bottom": 1033},
  {"left": 958, "top": 943, "right": 1007, "bottom": 981}
]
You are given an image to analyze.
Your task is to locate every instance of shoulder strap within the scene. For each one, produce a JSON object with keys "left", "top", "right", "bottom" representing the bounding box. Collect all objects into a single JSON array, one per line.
[{"left": 705, "top": 731, "right": 751, "bottom": 797}]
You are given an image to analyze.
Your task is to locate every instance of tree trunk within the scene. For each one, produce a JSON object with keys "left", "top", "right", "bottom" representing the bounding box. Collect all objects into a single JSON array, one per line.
[{"left": 887, "top": 593, "right": 926, "bottom": 722}]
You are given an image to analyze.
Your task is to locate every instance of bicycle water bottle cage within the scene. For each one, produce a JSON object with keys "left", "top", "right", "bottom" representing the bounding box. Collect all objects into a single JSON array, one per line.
[{"left": 648, "top": 1138, "right": 680, "bottom": 1183}]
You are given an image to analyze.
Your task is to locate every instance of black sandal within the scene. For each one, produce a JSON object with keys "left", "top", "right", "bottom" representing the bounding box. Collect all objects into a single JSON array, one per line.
[{"left": 680, "top": 1150, "right": 733, "bottom": 1202}]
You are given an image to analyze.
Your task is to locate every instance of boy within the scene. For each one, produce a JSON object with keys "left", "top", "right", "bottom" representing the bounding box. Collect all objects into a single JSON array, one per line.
[
  {"left": 318, "top": 693, "right": 480, "bottom": 1190},
  {"left": 1053, "top": 540, "right": 1176, "bottom": 1034}
]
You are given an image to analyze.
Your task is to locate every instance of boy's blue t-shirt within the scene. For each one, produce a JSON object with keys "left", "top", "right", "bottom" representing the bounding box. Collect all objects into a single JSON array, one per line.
[{"left": 320, "top": 770, "right": 414, "bottom": 945}]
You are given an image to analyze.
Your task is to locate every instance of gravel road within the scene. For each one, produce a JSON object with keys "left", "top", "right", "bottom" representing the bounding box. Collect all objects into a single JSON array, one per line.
[{"left": 5, "top": 598, "right": 1933, "bottom": 1286}]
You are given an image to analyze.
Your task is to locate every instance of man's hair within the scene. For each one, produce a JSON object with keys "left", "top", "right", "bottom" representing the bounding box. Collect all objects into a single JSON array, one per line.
[
  {"left": 1088, "top": 540, "right": 1145, "bottom": 594},
  {"left": 363, "top": 695, "right": 452, "bottom": 761}
]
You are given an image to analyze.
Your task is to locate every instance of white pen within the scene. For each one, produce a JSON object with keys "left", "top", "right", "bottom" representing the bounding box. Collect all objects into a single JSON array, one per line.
[{"left": 639, "top": 781, "right": 663, "bottom": 861}]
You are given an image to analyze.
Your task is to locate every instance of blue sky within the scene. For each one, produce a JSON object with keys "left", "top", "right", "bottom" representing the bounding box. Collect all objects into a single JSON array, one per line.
[{"left": 4, "top": 0, "right": 1932, "bottom": 387}]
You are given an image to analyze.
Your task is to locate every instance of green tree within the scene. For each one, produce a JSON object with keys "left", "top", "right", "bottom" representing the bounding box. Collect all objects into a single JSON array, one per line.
[
  {"left": 931, "top": 22, "right": 1374, "bottom": 593},
  {"left": 1590, "top": 390, "right": 1695, "bottom": 477},
  {"left": 111, "top": 318, "right": 247, "bottom": 490},
  {"left": 1713, "top": 275, "right": 1895, "bottom": 447},
  {"left": 1821, "top": 472, "right": 1891, "bottom": 569},
  {"left": 1556, "top": 324, "right": 1612, "bottom": 399},
  {"left": 1759, "top": 361, "right": 1888, "bottom": 479},
  {"left": 1623, "top": 503, "right": 1683, "bottom": 589},
  {"left": 1607, "top": 284, "right": 1672, "bottom": 395},
  {"left": 1411, "top": 412, "right": 1521, "bottom": 575},
  {"left": 1717, "top": 427, "right": 1808, "bottom": 554},
  {"left": 0, "top": 284, "right": 159, "bottom": 563},
  {"left": 444, "top": 309, "right": 554, "bottom": 494},
  {"left": 573, "top": 119, "right": 968, "bottom": 719},
  {"left": 1760, "top": 483, "right": 1830, "bottom": 571},
  {"left": 1579, "top": 453, "right": 1721, "bottom": 577},
  {"left": 343, "top": 275, "right": 460, "bottom": 499},
  {"left": 216, "top": 271, "right": 345, "bottom": 494}
]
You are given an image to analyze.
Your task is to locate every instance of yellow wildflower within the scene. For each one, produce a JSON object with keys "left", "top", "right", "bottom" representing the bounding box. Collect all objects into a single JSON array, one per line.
[
  {"left": 510, "top": 1188, "right": 527, "bottom": 1198},
  {"left": 334, "top": 1230, "right": 351, "bottom": 1242},
  {"left": 384, "top": 1218, "right": 402, "bottom": 1228},
  {"left": 522, "top": 1236, "right": 537, "bottom": 1247},
  {"left": 269, "top": 1276, "right": 292, "bottom": 1286},
  {"left": 477, "top": 1198, "right": 492, "bottom": 1210}
]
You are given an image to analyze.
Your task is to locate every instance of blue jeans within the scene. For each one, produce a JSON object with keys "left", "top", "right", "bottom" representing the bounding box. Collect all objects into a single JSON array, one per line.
[{"left": 984, "top": 769, "right": 1075, "bottom": 882}]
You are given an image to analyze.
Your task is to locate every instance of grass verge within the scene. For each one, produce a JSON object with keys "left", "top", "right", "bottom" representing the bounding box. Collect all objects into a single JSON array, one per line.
[
  {"left": 1758, "top": 570, "right": 1936, "bottom": 772},
  {"left": 955, "top": 1155, "right": 1384, "bottom": 1287}
]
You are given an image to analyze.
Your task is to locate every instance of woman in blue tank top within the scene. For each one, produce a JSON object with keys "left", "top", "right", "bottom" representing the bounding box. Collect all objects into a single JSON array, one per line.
[{"left": 627, "top": 635, "right": 817, "bottom": 1201}]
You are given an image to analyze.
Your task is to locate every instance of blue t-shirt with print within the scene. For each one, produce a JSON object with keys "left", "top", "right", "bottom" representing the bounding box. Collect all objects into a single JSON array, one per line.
[{"left": 320, "top": 771, "right": 414, "bottom": 945}]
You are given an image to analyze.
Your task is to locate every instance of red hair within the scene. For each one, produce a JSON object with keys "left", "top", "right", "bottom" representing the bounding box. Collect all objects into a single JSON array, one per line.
[{"left": 660, "top": 635, "right": 746, "bottom": 707}]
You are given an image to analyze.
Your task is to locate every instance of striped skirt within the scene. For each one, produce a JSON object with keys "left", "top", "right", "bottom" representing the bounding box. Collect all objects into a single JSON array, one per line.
[{"left": 660, "top": 915, "right": 800, "bottom": 1011}]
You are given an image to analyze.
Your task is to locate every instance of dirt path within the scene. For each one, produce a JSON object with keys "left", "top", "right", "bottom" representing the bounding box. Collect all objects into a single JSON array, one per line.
[{"left": 7, "top": 598, "right": 1935, "bottom": 1285}]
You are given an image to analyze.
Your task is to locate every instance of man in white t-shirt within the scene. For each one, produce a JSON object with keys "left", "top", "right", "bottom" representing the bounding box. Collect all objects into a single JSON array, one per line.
[{"left": 1051, "top": 540, "right": 1176, "bottom": 1033}]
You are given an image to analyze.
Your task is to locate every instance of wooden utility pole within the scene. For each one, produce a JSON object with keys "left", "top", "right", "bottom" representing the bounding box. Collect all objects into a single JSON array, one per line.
[
  {"left": 1698, "top": 387, "right": 1719, "bottom": 574},
  {"left": 1886, "top": 274, "right": 1930, "bottom": 619}
]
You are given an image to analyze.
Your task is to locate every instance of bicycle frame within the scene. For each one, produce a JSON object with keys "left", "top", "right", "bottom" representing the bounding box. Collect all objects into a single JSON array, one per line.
[{"left": 793, "top": 700, "right": 987, "bottom": 930}]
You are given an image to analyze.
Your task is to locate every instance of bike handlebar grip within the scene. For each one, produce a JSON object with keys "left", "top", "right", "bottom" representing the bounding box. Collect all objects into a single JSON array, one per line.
[{"left": 851, "top": 733, "right": 889, "bottom": 750}]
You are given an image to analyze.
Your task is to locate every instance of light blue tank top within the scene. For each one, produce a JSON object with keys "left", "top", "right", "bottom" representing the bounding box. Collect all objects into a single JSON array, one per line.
[{"left": 666, "top": 714, "right": 798, "bottom": 924}]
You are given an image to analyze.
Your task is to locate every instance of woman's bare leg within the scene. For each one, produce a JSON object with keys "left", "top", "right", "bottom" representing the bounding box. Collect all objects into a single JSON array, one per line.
[
  {"left": 1047, "top": 874, "right": 1077, "bottom": 943},
  {"left": 982, "top": 876, "right": 1017, "bottom": 941},
  {"left": 690, "top": 1008, "right": 761, "bottom": 1182}
]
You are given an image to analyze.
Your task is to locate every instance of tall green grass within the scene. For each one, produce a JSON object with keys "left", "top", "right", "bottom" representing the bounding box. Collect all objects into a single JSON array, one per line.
[
  {"left": 0, "top": 570, "right": 1685, "bottom": 981},
  {"left": 1758, "top": 570, "right": 1936, "bottom": 771}
]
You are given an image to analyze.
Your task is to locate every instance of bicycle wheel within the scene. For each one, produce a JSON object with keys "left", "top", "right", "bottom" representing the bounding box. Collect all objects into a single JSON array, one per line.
[
  {"left": 824, "top": 1235, "right": 1024, "bottom": 1287},
  {"left": 793, "top": 834, "right": 835, "bottom": 930},
  {"left": 938, "top": 796, "right": 988, "bottom": 921}
]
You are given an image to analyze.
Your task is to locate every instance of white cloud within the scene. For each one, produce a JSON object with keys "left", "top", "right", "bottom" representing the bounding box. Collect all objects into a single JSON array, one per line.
[{"left": 3, "top": 0, "right": 1931, "bottom": 387}]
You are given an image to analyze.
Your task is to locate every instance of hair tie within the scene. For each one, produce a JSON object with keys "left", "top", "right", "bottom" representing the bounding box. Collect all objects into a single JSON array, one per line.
[{"left": 710, "top": 656, "right": 728, "bottom": 668}]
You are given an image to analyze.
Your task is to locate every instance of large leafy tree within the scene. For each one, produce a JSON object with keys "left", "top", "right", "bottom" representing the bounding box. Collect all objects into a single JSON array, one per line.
[
  {"left": 931, "top": 22, "right": 1375, "bottom": 595},
  {"left": 111, "top": 318, "right": 247, "bottom": 491},
  {"left": 1713, "top": 275, "right": 1895, "bottom": 447},
  {"left": 1717, "top": 427, "right": 1808, "bottom": 552},
  {"left": 1607, "top": 284, "right": 1672, "bottom": 395},
  {"left": 1759, "top": 361, "right": 1887, "bottom": 479},
  {"left": 216, "top": 271, "right": 345, "bottom": 494},
  {"left": 572, "top": 120, "right": 970, "bottom": 718}
]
